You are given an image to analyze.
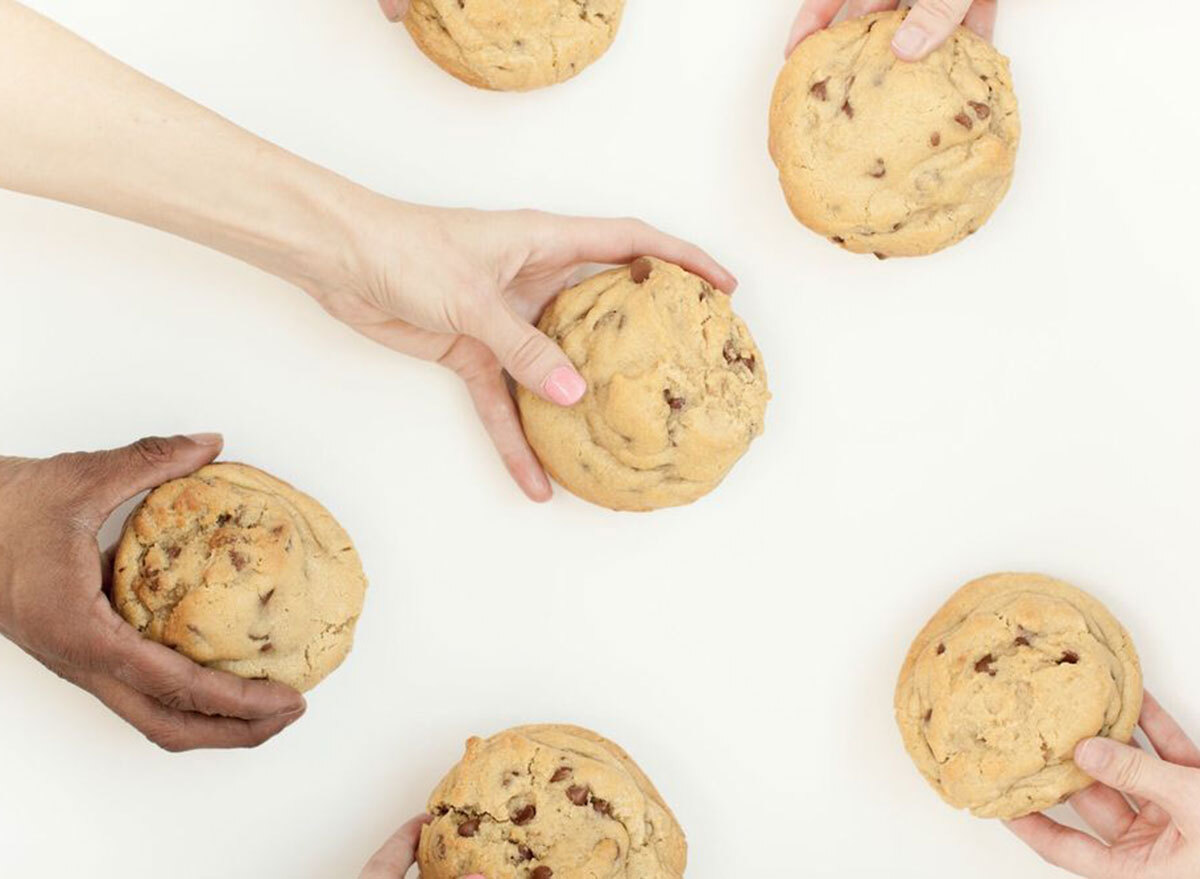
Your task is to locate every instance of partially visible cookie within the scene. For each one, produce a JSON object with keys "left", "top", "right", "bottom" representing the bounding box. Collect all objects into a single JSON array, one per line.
[
  {"left": 769, "top": 11, "right": 1020, "bottom": 257},
  {"left": 895, "top": 573, "right": 1143, "bottom": 819},
  {"left": 417, "top": 724, "right": 686, "bottom": 879},
  {"left": 404, "top": 0, "right": 625, "bottom": 91},
  {"left": 111, "top": 463, "right": 367, "bottom": 693},
  {"left": 516, "top": 258, "right": 769, "bottom": 512}
]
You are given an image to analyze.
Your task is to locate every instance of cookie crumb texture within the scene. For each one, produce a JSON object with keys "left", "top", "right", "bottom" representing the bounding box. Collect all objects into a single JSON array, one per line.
[
  {"left": 111, "top": 463, "right": 367, "bottom": 692},
  {"left": 405, "top": 0, "right": 625, "bottom": 91},
  {"left": 517, "top": 258, "right": 769, "bottom": 512},
  {"left": 769, "top": 11, "right": 1020, "bottom": 257},
  {"left": 417, "top": 725, "right": 686, "bottom": 879},
  {"left": 895, "top": 573, "right": 1142, "bottom": 819}
]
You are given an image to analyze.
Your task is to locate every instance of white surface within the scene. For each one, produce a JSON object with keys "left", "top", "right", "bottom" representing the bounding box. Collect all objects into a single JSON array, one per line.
[{"left": 1, "top": 2, "right": 1198, "bottom": 877}]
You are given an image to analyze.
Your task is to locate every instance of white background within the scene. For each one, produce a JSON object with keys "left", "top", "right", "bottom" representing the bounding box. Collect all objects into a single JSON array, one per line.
[{"left": 1, "top": 1, "right": 1198, "bottom": 877}]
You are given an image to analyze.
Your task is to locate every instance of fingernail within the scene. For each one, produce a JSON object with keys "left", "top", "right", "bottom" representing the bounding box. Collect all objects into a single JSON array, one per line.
[
  {"left": 276, "top": 701, "right": 306, "bottom": 718},
  {"left": 185, "top": 432, "right": 222, "bottom": 446},
  {"left": 1074, "top": 737, "right": 1108, "bottom": 772},
  {"left": 892, "top": 25, "right": 931, "bottom": 60},
  {"left": 542, "top": 366, "right": 587, "bottom": 406}
]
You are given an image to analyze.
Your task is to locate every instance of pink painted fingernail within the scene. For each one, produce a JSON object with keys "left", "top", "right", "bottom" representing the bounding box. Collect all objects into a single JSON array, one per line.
[
  {"left": 892, "top": 25, "right": 931, "bottom": 60},
  {"left": 542, "top": 366, "right": 587, "bottom": 406}
]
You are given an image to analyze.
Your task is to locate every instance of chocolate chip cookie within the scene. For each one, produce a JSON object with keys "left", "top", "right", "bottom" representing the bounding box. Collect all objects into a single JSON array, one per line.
[
  {"left": 769, "top": 11, "right": 1020, "bottom": 257},
  {"left": 417, "top": 724, "right": 687, "bottom": 879},
  {"left": 516, "top": 258, "right": 769, "bottom": 512},
  {"left": 895, "top": 573, "right": 1143, "bottom": 819},
  {"left": 111, "top": 463, "right": 367, "bottom": 692},
  {"left": 404, "top": 0, "right": 625, "bottom": 91}
]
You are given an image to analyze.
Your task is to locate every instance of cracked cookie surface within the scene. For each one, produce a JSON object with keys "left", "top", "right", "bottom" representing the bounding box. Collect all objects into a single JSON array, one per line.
[
  {"left": 516, "top": 258, "right": 769, "bottom": 512},
  {"left": 111, "top": 463, "right": 367, "bottom": 692},
  {"left": 895, "top": 573, "right": 1142, "bottom": 819},
  {"left": 417, "top": 724, "right": 686, "bottom": 879},
  {"left": 769, "top": 11, "right": 1020, "bottom": 257},
  {"left": 404, "top": 0, "right": 625, "bottom": 91}
]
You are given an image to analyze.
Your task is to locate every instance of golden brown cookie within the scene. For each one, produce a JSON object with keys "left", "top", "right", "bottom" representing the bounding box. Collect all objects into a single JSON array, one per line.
[
  {"left": 111, "top": 463, "right": 367, "bottom": 692},
  {"left": 895, "top": 573, "right": 1143, "bottom": 819},
  {"left": 769, "top": 11, "right": 1020, "bottom": 257},
  {"left": 517, "top": 258, "right": 769, "bottom": 512},
  {"left": 404, "top": 0, "right": 625, "bottom": 91},
  {"left": 417, "top": 724, "right": 686, "bottom": 879}
]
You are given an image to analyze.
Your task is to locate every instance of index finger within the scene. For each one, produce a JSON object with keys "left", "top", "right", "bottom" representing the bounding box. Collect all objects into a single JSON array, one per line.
[
  {"left": 1004, "top": 814, "right": 1113, "bottom": 878},
  {"left": 560, "top": 217, "right": 737, "bottom": 294},
  {"left": 95, "top": 607, "right": 305, "bottom": 720},
  {"left": 1141, "top": 690, "right": 1200, "bottom": 768},
  {"left": 786, "top": 0, "right": 847, "bottom": 56}
]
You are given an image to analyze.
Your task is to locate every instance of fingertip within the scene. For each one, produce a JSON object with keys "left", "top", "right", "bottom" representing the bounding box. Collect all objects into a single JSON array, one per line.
[
  {"left": 1073, "top": 736, "right": 1105, "bottom": 772},
  {"left": 542, "top": 365, "right": 587, "bottom": 407},
  {"left": 891, "top": 24, "right": 932, "bottom": 61},
  {"left": 184, "top": 432, "right": 223, "bottom": 447}
]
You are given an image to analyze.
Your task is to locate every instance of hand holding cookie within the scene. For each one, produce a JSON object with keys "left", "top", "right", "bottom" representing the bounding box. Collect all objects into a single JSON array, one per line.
[
  {"left": 0, "top": 434, "right": 306, "bottom": 751},
  {"left": 360, "top": 815, "right": 487, "bottom": 879},
  {"left": 1007, "top": 692, "right": 1200, "bottom": 879},
  {"left": 787, "top": 0, "right": 998, "bottom": 60},
  {"left": 320, "top": 200, "right": 735, "bottom": 502}
]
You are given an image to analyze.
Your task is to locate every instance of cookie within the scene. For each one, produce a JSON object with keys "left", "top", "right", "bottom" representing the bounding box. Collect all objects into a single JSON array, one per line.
[
  {"left": 111, "top": 463, "right": 367, "bottom": 693},
  {"left": 417, "top": 724, "right": 687, "bottom": 879},
  {"left": 769, "top": 11, "right": 1020, "bottom": 257},
  {"left": 895, "top": 573, "right": 1143, "bottom": 819},
  {"left": 404, "top": 0, "right": 625, "bottom": 91},
  {"left": 516, "top": 258, "right": 769, "bottom": 512}
]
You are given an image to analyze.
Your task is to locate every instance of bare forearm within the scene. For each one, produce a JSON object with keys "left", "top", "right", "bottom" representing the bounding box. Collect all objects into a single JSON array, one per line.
[{"left": 0, "top": 0, "right": 363, "bottom": 291}]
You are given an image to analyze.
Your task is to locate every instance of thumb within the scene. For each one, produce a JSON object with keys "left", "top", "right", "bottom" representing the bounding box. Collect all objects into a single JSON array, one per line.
[
  {"left": 467, "top": 302, "right": 587, "bottom": 407},
  {"left": 359, "top": 815, "right": 429, "bottom": 879},
  {"left": 891, "top": 0, "right": 973, "bottom": 61},
  {"left": 1075, "top": 737, "right": 1200, "bottom": 829},
  {"left": 377, "top": 0, "right": 409, "bottom": 22},
  {"left": 69, "top": 434, "right": 223, "bottom": 526}
]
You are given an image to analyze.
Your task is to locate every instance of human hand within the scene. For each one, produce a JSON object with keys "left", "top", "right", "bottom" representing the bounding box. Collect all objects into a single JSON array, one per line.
[
  {"left": 377, "top": 0, "right": 408, "bottom": 23},
  {"left": 359, "top": 814, "right": 485, "bottom": 879},
  {"left": 1007, "top": 692, "right": 1200, "bottom": 878},
  {"left": 0, "top": 434, "right": 306, "bottom": 751},
  {"left": 785, "top": 0, "right": 998, "bottom": 61},
  {"left": 310, "top": 199, "right": 736, "bottom": 501}
]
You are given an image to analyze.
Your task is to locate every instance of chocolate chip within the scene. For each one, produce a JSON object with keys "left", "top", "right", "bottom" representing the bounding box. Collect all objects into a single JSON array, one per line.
[
  {"left": 1059, "top": 651, "right": 1079, "bottom": 665},
  {"left": 936, "top": 643, "right": 945, "bottom": 655},
  {"left": 166, "top": 545, "right": 181, "bottom": 560},
  {"left": 630, "top": 258, "right": 652, "bottom": 284},
  {"left": 259, "top": 643, "right": 274, "bottom": 654},
  {"left": 566, "top": 785, "right": 589, "bottom": 806},
  {"left": 216, "top": 513, "right": 232, "bottom": 527},
  {"left": 458, "top": 818, "right": 480, "bottom": 838},
  {"left": 954, "top": 112, "right": 973, "bottom": 130},
  {"left": 664, "top": 390, "right": 685, "bottom": 410},
  {"left": 517, "top": 845, "right": 534, "bottom": 862},
  {"left": 230, "top": 551, "right": 247, "bottom": 571},
  {"left": 924, "top": 709, "right": 932, "bottom": 722},
  {"left": 930, "top": 131, "right": 941, "bottom": 147},
  {"left": 1015, "top": 636, "right": 1030, "bottom": 647},
  {"left": 512, "top": 805, "right": 536, "bottom": 826},
  {"left": 969, "top": 100, "right": 991, "bottom": 120},
  {"left": 260, "top": 588, "right": 275, "bottom": 605},
  {"left": 592, "top": 799, "right": 612, "bottom": 816},
  {"left": 873, "top": 252, "right": 887, "bottom": 260},
  {"left": 531, "top": 868, "right": 553, "bottom": 879},
  {"left": 831, "top": 236, "right": 845, "bottom": 245},
  {"left": 550, "top": 767, "right": 572, "bottom": 783},
  {"left": 810, "top": 78, "right": 829, "bottom": 101},
  {"left": 841, "top": 99, "right": 854, "bottom": 119},
  {"left": 723, "top": 340, "right": 756, "bottom": 371},
  {"left": 975, "top": 654, "right": 997, "bottom": 676},
  {"left": 869, "top": 158, "right": 886, "bottom": 178}
]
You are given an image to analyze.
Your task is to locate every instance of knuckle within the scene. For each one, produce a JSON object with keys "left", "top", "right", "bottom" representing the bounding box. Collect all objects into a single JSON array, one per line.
[
  {"left": 130, "top": 436, "right": 175, "bottom": 467},
  {"left": 1112, "top": 753, "right": 1145, "bottom": 791},
  {"left": 143, "top": 717, "right": 191, "bottom": 753},
  {"left": 504, "top": 330, "right": 547, "bottom": 377}
]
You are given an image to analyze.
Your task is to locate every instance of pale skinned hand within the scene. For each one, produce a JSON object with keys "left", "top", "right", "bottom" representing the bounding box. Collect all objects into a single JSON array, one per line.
[
  {"left": 786, "top": 0, "right": 998, "bottom": 61},
  {"left": 310, "top": 199, "right": 737, "bottom": 502},
  {"left": 1007, "top": 692, "right": 1200, "bottom": 878},
  {"left": 359, "top": 814, "right": 484, "bottom": 879},
  {"left": 0, "top": 433, "right": 307, "bottom": 751}
]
